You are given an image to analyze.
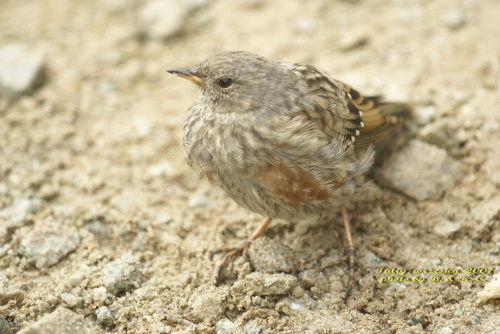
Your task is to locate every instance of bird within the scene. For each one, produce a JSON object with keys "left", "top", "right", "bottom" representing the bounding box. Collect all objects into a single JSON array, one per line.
[{"left": 168, "top": 51, "right": 410, "bottom": 298}]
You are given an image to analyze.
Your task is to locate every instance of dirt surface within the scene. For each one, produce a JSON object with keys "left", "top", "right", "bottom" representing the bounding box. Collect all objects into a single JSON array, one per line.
[{"left": 1, "top": 0, "right": 500, "bottom": 333}]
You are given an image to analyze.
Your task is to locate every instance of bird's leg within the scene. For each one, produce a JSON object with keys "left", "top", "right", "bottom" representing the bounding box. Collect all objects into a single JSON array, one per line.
[
  {"left": 210, "top": 217, "right": 273, "bottom": 284},
  {"left": 321, "top": 206, "right": 359, "bottom": 301}
]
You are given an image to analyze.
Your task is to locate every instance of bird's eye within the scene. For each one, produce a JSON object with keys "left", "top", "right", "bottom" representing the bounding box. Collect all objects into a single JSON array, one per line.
[{"left": 217, "top": 78, "right": 234, "bottom": 89}]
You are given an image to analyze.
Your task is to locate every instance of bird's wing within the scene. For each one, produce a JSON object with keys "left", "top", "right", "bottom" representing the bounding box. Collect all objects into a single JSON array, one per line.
[{"left": 283, "top": 63, "right": 410, "bottom": 150}]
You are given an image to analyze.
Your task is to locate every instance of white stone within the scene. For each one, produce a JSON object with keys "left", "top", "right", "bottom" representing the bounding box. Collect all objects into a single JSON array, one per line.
[
  {"left": 478, "top": 273, "right": 500, "bottom": 302},
  {"left": 0, "top": 44, "right": 45, "bottom": 98}
]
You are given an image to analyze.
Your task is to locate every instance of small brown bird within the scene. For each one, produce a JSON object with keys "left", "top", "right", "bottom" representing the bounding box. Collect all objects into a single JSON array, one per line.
[{"left": 168, "top": 51, "right": 409, "bottom": 297}]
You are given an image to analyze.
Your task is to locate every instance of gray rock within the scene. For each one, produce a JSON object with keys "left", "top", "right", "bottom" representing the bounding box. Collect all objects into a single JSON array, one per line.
[
  {"left": 96, "top": 306, "right": 114, "bottom": 327},
  {"left": 102, "top": 254, "right": 143, "bottom": 295},
  {"left": 84, "top": 220, "right": 109, "bottom": 238},
  {"left": 0, "top": 44, "right": 45, "bottom": 98},
  {"left": 17, "top": 307, "right": 97, "bottom": 334},
  {"left": 375, "top": 140, "right": 463, "bottom": 201},
  {"left": 20, "top": 220, "right": 81, "bottom": 269},
  {"left": 441, "top": 7, "right": 465, "bottom": 30},
  {"left": 433, "top": 220, "right": 461, "bottom": 238},
  {"left": 298, "top": 269, "right": 319, "bottom": 289},
  {"left": 247, "top": 237, "right": 295, "bottom": 274},
  {"left": 232, "top": 273, "right": 297, "bottom": 296},
  {"left": 0, "top": 314, "right": 12, "bottom": 334},
  {"left": 185, "top": 286, "right": 228, "bottom": 324},
  {"left": 137, "top": 0, "right": 207, "bottom": 40}
]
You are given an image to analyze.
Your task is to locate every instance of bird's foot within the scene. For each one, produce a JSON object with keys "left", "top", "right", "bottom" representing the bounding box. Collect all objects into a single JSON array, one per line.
[{"left": 209, "top": 241, "right": 252, "bottom": 284}]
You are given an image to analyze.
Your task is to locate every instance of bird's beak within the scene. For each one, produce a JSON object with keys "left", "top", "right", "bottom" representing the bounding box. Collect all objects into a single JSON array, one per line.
[{"left": 167, "top": 67, "right": 206, "bottom": 86}]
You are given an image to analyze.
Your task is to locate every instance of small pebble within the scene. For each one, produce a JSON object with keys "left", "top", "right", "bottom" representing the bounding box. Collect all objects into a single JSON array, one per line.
[
  {"left": 134, "top": 285, "right": 158, "bottom": 301},
  {"left": 433, "top": 220, "right": 461, "bottom": 238},
  {"left": 38, "top": 184, "right": 60, "bottom": 200},
  {"left": 147, "top": 161, "right": 175, "bottom": 177},
  {"left": 0, "top": 43, "right": 45, "bottom": 99},
  {"left": 247, "top": 237, "right": 295, "bottom": 274},
  {"left": 96, "top": 306, "right": 115, "bottom": 327},
  {"left": 102, "top": 254, "right": 143, "bottom": 295},
  {"left": 243, "top": 320, "right": 270, "bottom": 334},
  {"left": 84, "top": 220, "right": 109, "bottom": 238},
  {"left": 61, "top": 293, "right": 82, "bottom": 308},
  {"left": 283, "top": 294, "right": 316, "bottom": 312},
  {"left": 188, "top": 191, "right": 211, "bottom": 209},
  {"left": 438, "top": 327, "right": 454, "bottom": 334},
  {"left": 215, "top": 318, "right": 235, "bottom": 334},
  {"left": 92, "top": 286, "right": 108, "bottom": 306},
  {"left": 291, "top": 286, "right": 304, "bottom": 298},
  {"left": 0, "top": 275, "right": 25, "bottom": 304},
  {"left": 298, "top": 269, "right": 319, "bottom": 289},
  {"left": 441, "top": 6, "right": 465, "bottom": 30},
  {"left": 68, "top": 264, "right": 91, "bottom": 287},
  {"left": 414, "top": 105, "right": 436, "bottom": 126}
]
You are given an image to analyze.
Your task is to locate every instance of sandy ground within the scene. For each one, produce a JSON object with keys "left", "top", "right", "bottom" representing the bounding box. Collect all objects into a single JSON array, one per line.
[{"left": 1, "top": 0, "right": 499, "bottom": 333}]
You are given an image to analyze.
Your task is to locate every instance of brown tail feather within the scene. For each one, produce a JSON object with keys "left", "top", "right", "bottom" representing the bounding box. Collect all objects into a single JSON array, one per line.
[{"left": 356, "top": 100, "right": 412, "bottom": 150}]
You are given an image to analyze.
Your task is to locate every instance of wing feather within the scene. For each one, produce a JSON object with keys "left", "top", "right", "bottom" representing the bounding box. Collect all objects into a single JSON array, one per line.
[{"left": 285, "top": 63, "right": 411, "bottom": 150}]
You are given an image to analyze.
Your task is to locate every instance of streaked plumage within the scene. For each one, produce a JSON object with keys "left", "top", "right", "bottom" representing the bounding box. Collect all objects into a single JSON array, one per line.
[{"left": 168, "top": 51, "right": 410, "bottom": 291}]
